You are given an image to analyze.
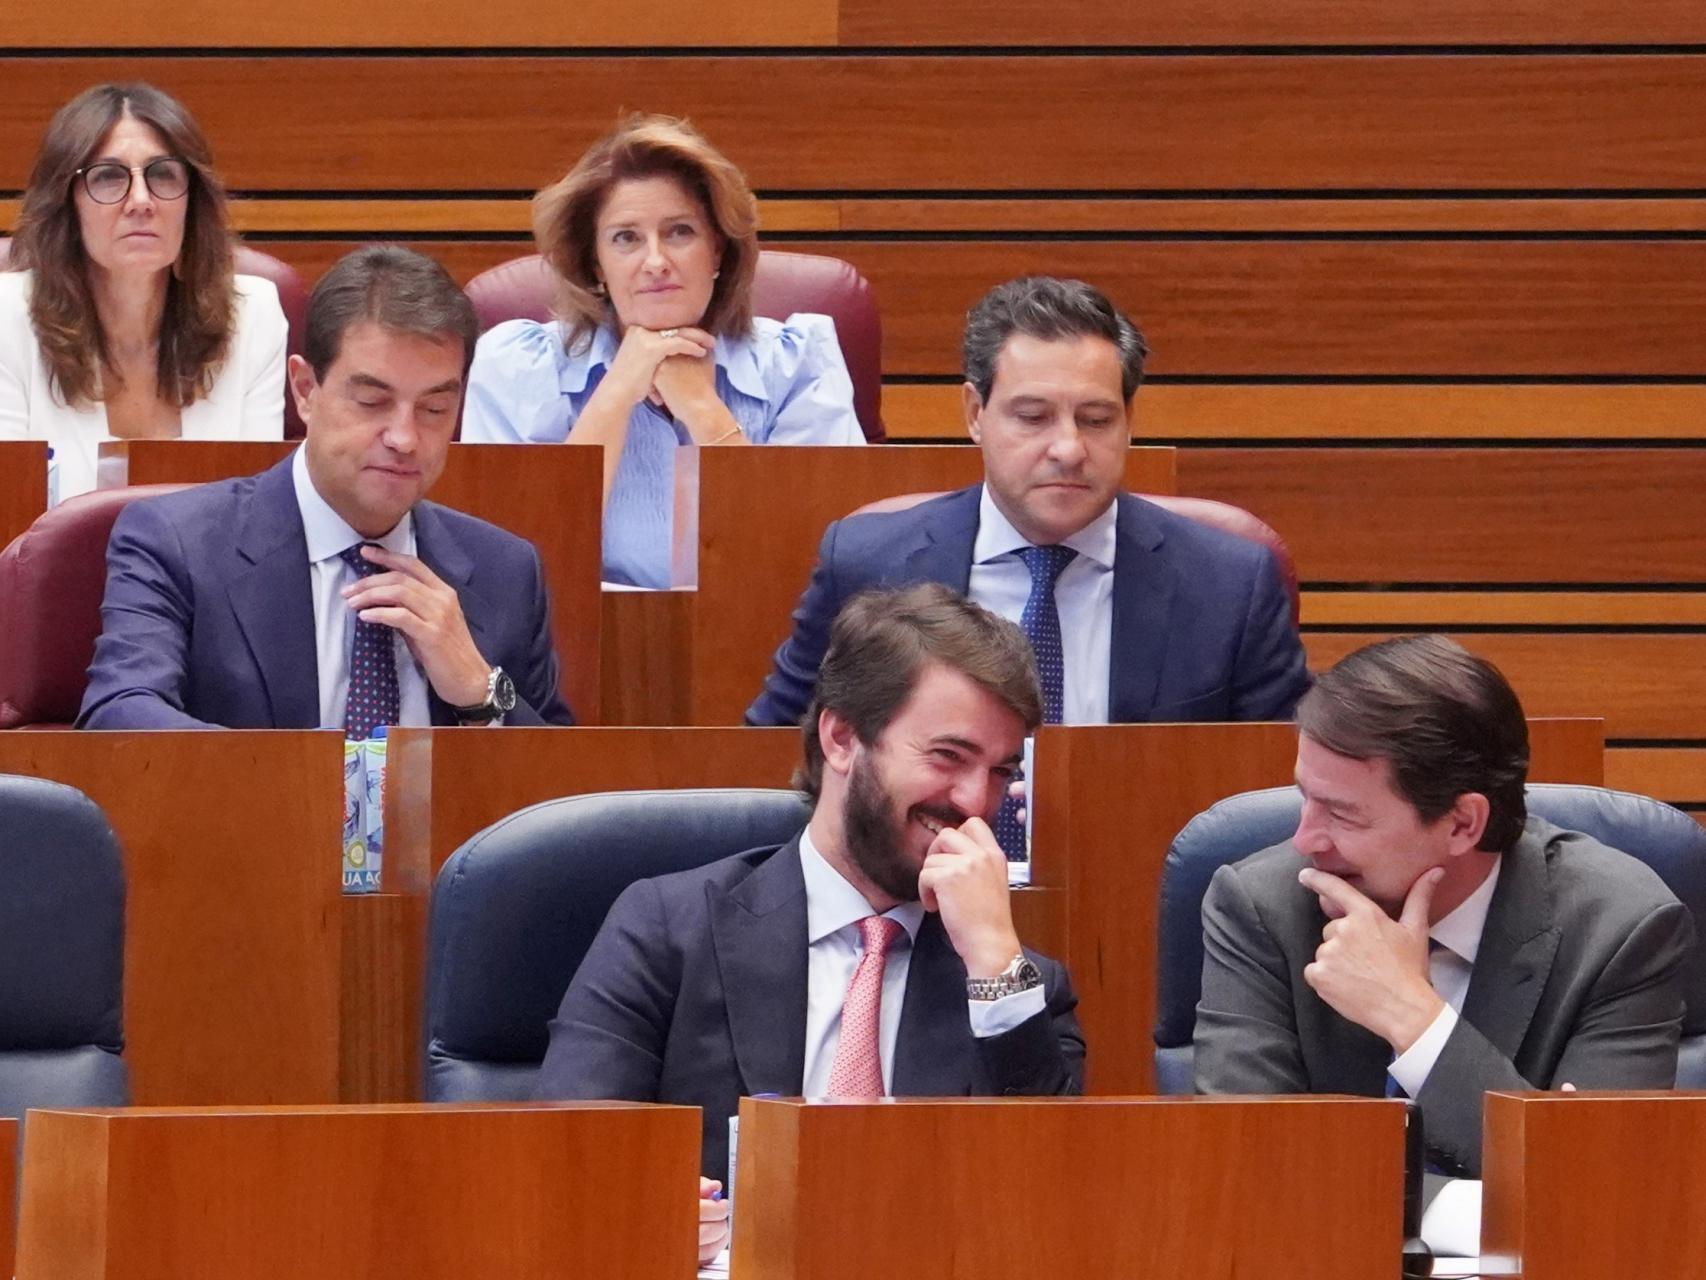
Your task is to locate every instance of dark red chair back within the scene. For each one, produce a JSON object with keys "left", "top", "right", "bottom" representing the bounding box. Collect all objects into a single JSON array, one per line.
[
  {"left": 0, "top": 484, "right": 193, "bottom": 728},
  {"left": 463, "top": 250, "right": 885, "bottom": 442}
]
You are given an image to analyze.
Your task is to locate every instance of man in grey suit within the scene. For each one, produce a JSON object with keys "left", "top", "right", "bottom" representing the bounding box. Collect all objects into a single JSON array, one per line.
[{"left": 1195, "top": 634, "right": 1692, "bottom": 1179}]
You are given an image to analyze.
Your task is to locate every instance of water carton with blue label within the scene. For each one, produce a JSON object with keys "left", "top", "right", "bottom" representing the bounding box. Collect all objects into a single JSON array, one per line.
[{"left": 341, "top": 729, "right": 386, "bottom": 893}]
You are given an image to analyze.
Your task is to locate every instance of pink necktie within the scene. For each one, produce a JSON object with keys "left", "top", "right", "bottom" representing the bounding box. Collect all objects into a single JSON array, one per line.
[{"left": 825, "top": 915, "right": 904, "bottom": 1098}]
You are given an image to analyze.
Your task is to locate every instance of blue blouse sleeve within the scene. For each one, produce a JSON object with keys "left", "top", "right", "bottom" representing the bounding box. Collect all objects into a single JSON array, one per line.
[
  {"left": 462, "top": 319, "right": 573, "bottom": 443},
  {"left": 748, "top": 313, "right": 866, "bottom": 446}
]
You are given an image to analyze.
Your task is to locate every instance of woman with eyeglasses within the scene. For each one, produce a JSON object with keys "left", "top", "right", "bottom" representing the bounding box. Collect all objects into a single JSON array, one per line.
[
  {"left": 462, "top": 113, "right": 863, "bottom": 589},
  {"left": 0, "top": 82, "right": 288, "bottom": 499}
]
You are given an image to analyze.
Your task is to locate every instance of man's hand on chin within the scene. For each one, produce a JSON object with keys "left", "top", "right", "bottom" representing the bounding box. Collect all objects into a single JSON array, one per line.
[
  {"left": 917, "top": 816, "right": 1023, "bottom": 978},
  {"left": 1299, "top": 865, "right": 1447, "bottom": 1053}
]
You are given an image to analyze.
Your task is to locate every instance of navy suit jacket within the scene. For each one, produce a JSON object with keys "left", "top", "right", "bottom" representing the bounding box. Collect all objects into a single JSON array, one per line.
[
  {"left": 77, "top": 455, "right": 574, "bottom": 729},
  {"left": 534, "top": 837, "right": 1085, "bottom": 1179},
  {"left": 747, "top": 485, "right": 1309, "bottom": 727}
]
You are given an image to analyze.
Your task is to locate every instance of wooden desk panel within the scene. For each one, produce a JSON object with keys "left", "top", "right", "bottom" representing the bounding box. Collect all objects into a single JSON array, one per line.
[
  {"left": 9, "top": 57, "right": 1706, "bottom": 192},
  {"left": 682, "top": 444, "right": 1176, "bottom": 726},
  {"left": 0, "top": 440, "right": 47, "bottom": 551},
  {"left": 1180, "top": 448, "right": 1706, "bottom": 583},
  {"left": 99, "top": 440, "right": 604, "bottom": 722},
  {"left": 1483, "top": 1091, "right": 1706, "bottom": 1279},
  {"left": 0, "top": 732, "right": 343, "bottom": 1105},
  {"left": 15, "top": 1103, "right": 698, "bottom": 1280},
  {"left": 736, "top": 1095, "right": 1403, "bottom": 1279}
]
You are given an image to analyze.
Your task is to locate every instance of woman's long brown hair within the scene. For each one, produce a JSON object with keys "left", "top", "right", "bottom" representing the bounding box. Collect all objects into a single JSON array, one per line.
[{"left": 9, "top": 82, "right": 236, "bottom": 409}]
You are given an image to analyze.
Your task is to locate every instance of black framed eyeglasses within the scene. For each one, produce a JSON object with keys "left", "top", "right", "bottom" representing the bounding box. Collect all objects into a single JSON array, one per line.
[{"left": 73, "top": 157, "right": 192, "bottom": 206}]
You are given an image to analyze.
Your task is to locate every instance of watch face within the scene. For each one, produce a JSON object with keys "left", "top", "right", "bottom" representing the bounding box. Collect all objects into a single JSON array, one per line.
[
  {"left": 492, "top": 669, "right": 518, "bottom": 713},
  {"left": 1013, "top": 956, "right": 1043, "bottom": 987}
]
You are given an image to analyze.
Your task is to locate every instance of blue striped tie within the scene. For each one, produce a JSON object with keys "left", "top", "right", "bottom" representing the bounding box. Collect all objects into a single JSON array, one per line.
[{"left": 994, "top": 545, "right": 1076, "bottom": 860}]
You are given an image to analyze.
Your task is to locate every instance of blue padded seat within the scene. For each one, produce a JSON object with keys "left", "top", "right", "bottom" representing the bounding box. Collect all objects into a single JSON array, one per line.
[
  {"left": 0, "top": 775, "right": 128, "bottom": 1119},
  {"left": 424, "top": 787, "right": 812, "bottom": 1101},
  {"left": 1154, "top": 783, "right": 1706, "bottom": 1094}
]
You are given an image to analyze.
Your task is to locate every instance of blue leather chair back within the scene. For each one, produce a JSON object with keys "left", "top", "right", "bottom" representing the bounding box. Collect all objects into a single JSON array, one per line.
[
  {"left": 1154, "top": 782, "right": 1706, "bottom": 1093},
  {"left": 424, "top": 787, "right": 814, "bottom": 1101},
  {"left": 0, "top": 775, "right": 128, "bottom": 1119}
]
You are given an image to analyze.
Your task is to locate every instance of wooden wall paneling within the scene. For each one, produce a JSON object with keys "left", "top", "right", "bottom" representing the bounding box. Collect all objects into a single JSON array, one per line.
[
  {"left": 1302, "top": 591, "right": 1706, "bottom": 627},
  {"left": 1605, "top": 748, "right": 1706, "bottom": 803},
  {"left": 1305, "top": 633, "right": 1706, "bottom": 740},
  {"left": 203, "top": 238, "right": 1706, "bottom": 378},
  {"left": 14, "top": 1104, "right": 699, "bottom": 1280},
  {"left": 600, "top": 588, "right": 696, "bottom": 727},
  {"left": 683, "top": 445, "right": 1176, "bottom": 725},
  {"left": 340, "top": 894, "right": 428, "bottom": 1104},
  {"left": 840, "top": 0, "right": 1706, "bottom": 46},
  {"left": 5, "top": 0, "right": 833, "bottom": 46},
  {"left": 886, "top": 385, "right": 1706, "bottom": 444},
  {"left": 9, "top": 57, "right": 1706, "bottom": 193},
  {"left": 1178, "top": 449, "right": 1706, "bottom": 583},
  {"left": 0, "top": 731, "right": 344, "bottom": 1105},
  {"left": 0, "top": 441, "right": 47, "bottom": 551}
]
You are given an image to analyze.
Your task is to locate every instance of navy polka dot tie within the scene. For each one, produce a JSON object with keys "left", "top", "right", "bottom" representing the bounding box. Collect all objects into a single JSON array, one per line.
[
  {"left": 340, "top": 543, "right": 399, "bottom": 740},
  {"left": 995, "top": 544, "right": 1076, "bottom": 860}
]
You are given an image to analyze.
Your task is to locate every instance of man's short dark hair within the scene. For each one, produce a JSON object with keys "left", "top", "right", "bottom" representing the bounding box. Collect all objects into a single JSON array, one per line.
[
  {"left": 795, "top": 584, "right": 1043, "bottom": 800},
  {"left": 1298, "top": 635, "right": 1530, "bottom": 853},
  {"left": 302, "top": 245, "right": 479, "bottom": 380},
  {"left": 962, "top": 276, "right": 1149, "bottom": 404}
]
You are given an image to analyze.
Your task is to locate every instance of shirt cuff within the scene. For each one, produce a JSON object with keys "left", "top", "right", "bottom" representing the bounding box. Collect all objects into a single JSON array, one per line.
[
  {"left": 966, "top": 986, "right": 1047, "bottom": 1039},
  {"left": 1388, "top": 1003, "right": 1459, "bottom": 1098},
  {"left": 1419, "top": 1178, "right": 1482, "bottom": 1258}
]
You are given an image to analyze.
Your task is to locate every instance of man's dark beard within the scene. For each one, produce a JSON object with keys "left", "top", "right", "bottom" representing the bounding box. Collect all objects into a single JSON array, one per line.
[{"left": 841, "top": 751, "right": 924, "bottom": 904}]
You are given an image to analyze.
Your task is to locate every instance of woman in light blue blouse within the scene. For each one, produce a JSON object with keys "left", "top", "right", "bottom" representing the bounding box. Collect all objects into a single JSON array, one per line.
[{"left": 463, "top": 114, "right": 865, "bottom": 588}]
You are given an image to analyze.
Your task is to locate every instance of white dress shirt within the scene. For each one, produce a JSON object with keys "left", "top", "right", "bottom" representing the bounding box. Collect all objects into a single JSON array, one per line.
[
  {"left": 291, "top": 445, "right": 431, "bottom": 730},
  {"left": 967, "top": 486, "right": 1117, "bottom": 725},
  {"left": 0, "top": 271, "right": 289, "bottom": 500},
  {"left": 797, "top": 826, "right": 1047, "bottom": 1096},
  {"left": 1388, "top": 858, "right": 1504, "bottom": 1097}
]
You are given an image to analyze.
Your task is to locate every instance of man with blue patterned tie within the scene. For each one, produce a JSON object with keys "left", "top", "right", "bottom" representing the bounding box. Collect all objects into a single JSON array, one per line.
[
  {"left": 746, "top": 276, "right": 1310, "bottom": 753},
  {"left": 78, "top": 246, "right": 573, "bottom": 731}
]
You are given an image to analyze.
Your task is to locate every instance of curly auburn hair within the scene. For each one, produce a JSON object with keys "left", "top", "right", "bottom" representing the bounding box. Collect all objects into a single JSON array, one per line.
[{"left": 8, "top": 82, "right": 236, "bottom": 409}]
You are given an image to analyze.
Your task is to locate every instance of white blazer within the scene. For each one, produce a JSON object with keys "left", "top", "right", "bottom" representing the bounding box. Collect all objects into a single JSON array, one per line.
[{"left": 0, "top": 269, "right": 288, "bottom": 500}]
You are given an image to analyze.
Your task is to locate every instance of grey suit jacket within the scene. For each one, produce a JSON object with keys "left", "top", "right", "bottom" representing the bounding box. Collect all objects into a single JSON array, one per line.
[
  {"left": 534, "top": 836, "right": 1086, "bottom": 1179},
  {"left": 1193, "top": 817, "right": 1694, "bottom": 1176}
]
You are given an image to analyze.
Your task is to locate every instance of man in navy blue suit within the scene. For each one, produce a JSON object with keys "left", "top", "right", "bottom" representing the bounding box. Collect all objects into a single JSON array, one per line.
[
  {"left": 746, "top": 276, "right": 1308, "bottom": 728},
  {"left": 77, "top": 246, "right": 573, "bottom": 730}
]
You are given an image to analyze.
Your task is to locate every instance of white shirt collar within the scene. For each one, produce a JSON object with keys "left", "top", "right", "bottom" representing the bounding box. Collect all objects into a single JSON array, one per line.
[
  {"left": 291, "top": 444, "right": 415, "bottom": 564},
  {"left": 798, "top": 824, "right": 924, "bottom": 947},
  {"left": 1430, "top": 856, "right": 1502, "bottom": 965},
  {"left": 972, "top": 484, "right": 1118, "bottom": 570}
]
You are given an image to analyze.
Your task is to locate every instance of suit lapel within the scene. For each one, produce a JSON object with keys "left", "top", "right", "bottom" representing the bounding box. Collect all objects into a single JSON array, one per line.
[
  {"left": 412, "top": 503, "right": 488, "bottom": 725},
  {"left": 1460, "top": 831, "right": 1559, "bottom": 1064},
  {"left": 1108, "top": 494, "right": 1175, "bottom": 721},
  {"left": 227, "top": 458, "right": 319, "bottom": 728},
  {"left": 902, "top": 485, "right": 978, "bottom": 593},
  {"left": 708, "top": 838, "right": 811, "bottom": 1095},
  {"left": 891, "top": 914, "right": 974, "bottom": 1095}
]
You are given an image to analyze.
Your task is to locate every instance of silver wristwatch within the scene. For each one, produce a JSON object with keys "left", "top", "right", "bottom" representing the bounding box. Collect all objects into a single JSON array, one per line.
[
  {"left": 966, "top": 952, "right": 1043, "bottom": 1002},
  {"left": 452, "top": 666, "right": 517, "bottom": 724}
]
